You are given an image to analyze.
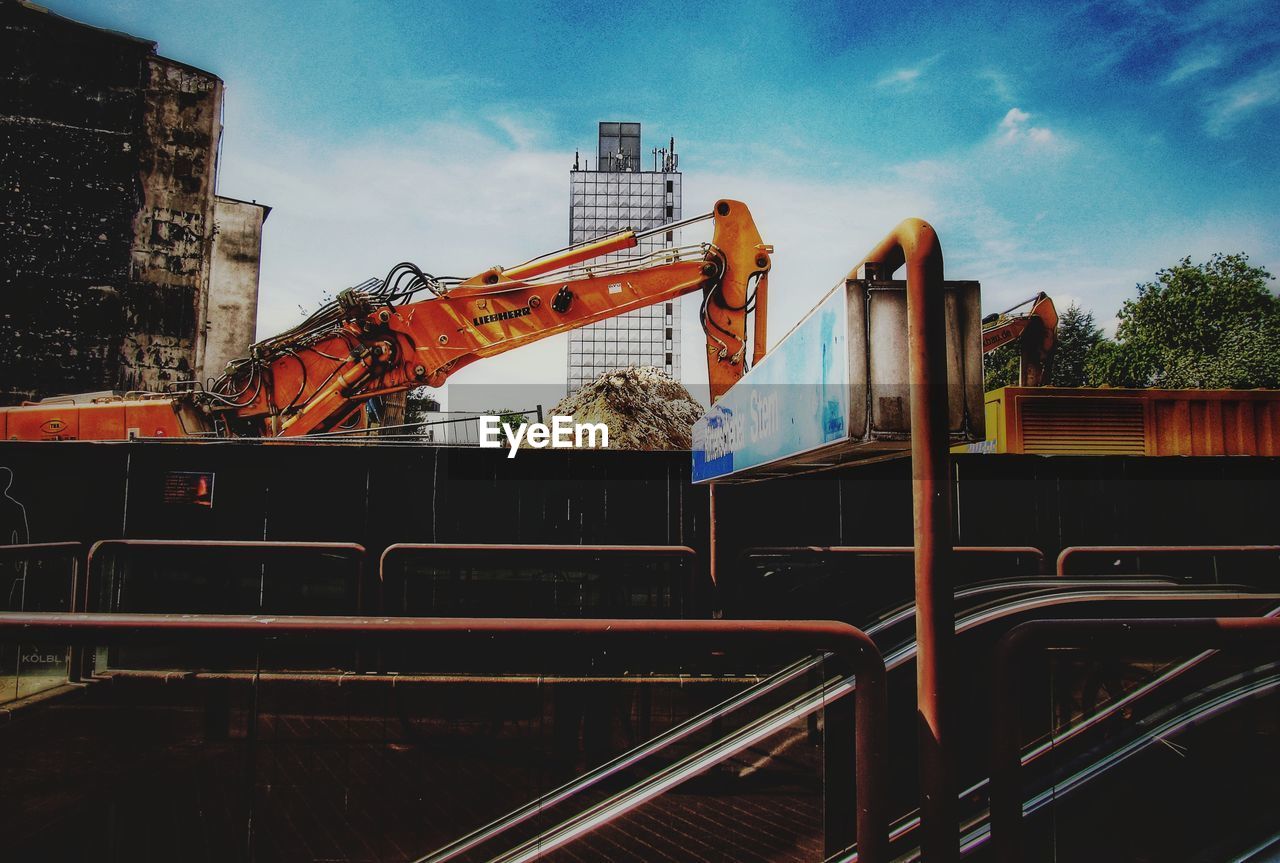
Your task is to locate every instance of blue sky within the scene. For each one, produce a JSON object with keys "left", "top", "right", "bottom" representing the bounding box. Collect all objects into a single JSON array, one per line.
[{"left": 58, "top": 0, "right": 1280, "bottom": 405}]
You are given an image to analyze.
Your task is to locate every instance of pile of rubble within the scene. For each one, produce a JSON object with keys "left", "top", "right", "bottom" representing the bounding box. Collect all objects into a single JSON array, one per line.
[{"left": 544, "top": 366, "right": 705, "bottom": 450}]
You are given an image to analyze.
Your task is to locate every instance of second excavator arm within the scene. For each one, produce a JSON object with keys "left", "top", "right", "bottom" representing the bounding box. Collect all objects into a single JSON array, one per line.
[
  {"left": 205, "top": 199, "right": 771, "bottom": 437},
  {"left": 981, "top": 291, "right": 1058, "bottom": 387}
]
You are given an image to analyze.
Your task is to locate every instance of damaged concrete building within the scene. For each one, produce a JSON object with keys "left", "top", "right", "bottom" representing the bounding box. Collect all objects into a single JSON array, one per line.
[{"left": 0, "top": 0, "right": 267, "bottom": 404}]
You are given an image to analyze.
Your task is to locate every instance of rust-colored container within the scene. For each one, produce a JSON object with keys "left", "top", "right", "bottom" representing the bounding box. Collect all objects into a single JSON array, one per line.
[{"left": 960, "top": 387, "right": 1280, "bottom": 456}]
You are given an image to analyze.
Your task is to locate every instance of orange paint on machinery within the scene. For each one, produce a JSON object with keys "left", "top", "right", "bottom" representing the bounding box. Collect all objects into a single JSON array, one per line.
[{"left": 2, "top": 400, "right": 189, "bottom": 441}]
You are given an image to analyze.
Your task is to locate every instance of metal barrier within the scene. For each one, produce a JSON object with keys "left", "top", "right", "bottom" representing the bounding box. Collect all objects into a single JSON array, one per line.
[
  {"left": 379, "top": 543, "right": 699, "bottom": 618},
  {"left": 743, "top": 545, "right": 1045, "bottom": 572},
  {"left": 989, "top": 616, "right": 1280, "bottom": 863},
  {"left": 0, "top": 542, "right": 83, "bottom": 612},
  {"left": 0, "top": 612, "right": 890, "bottom": 863},
  {"left": 83, "top": 539, "right": 371, "bottom": 614},
  {"left": 0, "top": 542, "right": 83, "bottom": 693},
  {"left": 1056, "top": 544, "right": 1280, "bottom": 577},
  {"left": 729, "top": 546, "right": 1045, "bottom": 623}
]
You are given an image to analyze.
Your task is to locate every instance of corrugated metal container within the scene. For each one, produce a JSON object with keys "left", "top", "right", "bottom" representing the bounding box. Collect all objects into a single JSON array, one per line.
[{"left": 962, "top": 387, "right": 1280, "bottom": 456}]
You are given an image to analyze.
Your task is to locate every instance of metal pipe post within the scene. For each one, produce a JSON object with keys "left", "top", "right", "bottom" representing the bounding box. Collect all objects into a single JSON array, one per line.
[{"left": 849, "top": 218, "right": 955, "bottom": 860}]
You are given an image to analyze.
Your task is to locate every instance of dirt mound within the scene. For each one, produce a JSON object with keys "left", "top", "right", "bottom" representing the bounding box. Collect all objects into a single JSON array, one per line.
[{"left": 544, "top": 366, "right": 705, "bottom": 450}]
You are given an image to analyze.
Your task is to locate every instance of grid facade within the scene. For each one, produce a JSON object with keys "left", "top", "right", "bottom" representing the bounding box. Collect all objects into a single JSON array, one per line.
[{"left": 567, "top": 157, "right": 682, "bottom": 393}]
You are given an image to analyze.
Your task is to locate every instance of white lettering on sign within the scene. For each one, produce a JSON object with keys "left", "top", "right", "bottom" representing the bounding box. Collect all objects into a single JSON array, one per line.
[
  {"left": 749, "top": 390, "right": 780, "bottom": 443},
  {"left": 702, "top": 411, "right": 745, "bottom": 463}
]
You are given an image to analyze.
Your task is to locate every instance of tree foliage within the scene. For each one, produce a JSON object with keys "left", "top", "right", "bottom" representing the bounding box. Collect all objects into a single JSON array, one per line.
[
  {"left": 1049, "top": 304, "right": 1105, "bottom": 387},
  {"left": 1087, "top": 253, "right": 1280, "bottom": 388},
  {"left": 983, "top": 342, "right": 1020, "bottom": 392}
]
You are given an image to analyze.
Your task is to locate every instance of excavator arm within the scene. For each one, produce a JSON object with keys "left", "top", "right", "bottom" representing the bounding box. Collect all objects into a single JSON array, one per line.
[
  {"left": 207, "top": 199, "right": 772, "bottom": 437},
  {"left": 981, "top": 291, "right": 1058, "bottom": 387}
]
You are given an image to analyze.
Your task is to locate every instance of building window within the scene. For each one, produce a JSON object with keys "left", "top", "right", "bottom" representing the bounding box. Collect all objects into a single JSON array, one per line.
[
  {"left": 665, "top": 205, "right": 673, "bottom": 217},
  {"left": 666, "top": 180, "right": 673, "bottom": 192}
]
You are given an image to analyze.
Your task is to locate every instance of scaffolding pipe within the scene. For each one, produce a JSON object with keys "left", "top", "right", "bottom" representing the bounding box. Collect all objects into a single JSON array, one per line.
[
  {"left": 1056, "top": 544, "right": 1280, "bottom": 576},
  {"left": 847, "top": 218, "right": 955, "bottom": 861}
]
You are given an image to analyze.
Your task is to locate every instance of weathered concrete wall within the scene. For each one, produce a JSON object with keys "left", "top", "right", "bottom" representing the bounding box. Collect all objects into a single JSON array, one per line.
[
  {"left": 122, "top": 55, "right": 223, "bottom": 393},
  {"left": 0, "top": 2, "right": 227, "bottom": 403},
  {"left": 199, "top": 195, "right": 267, "bottom": 382},
  {"left": 0, "top": 1, "right": 152, "bottom": 404}
]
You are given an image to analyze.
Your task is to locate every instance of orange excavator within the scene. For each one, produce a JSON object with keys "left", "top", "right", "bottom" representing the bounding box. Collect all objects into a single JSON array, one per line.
[
  {"left": 1, "top": 200, "right": 771, "bottom": 441},
  {"left": 981, "top": 291, "right": 1058, "bottom": 387}
]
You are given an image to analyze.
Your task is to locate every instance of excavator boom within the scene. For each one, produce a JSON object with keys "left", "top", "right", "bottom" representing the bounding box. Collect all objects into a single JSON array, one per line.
[
  {"left": 2, "top": 200, "right": 771, "bottom": 441},
  {"left": 981, "top": 291, "right": 1058, "bottom": 387}
]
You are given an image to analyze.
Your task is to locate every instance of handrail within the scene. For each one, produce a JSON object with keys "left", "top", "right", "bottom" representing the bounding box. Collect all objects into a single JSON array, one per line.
[
  {"left": 420, "top": 652, "right": 831, "bottom": 863},
  {"left": 380, "top": 542, "right": 699, "bottom": 617},
  {"left": 83, "top": 539, "right": 370, "bottom": 613},
  {"left": 989, "top": 616, "right": 1280, "bottom": 863},
  {"left": 742, "top": 545, "right": 1045, "bottom": 575},
  {"left": 379, "top": 542, "right": 696, "bottom": 580},
  {"left": 483, "top": 674, "right": 857, "bottom": 863},
  {"left": 1056, "top": 544, "right": 1280, "bottom": 576},
  {"left": 0, "top": 613, "right": 890, "bottom": 863},
  {"left": 745, "top": 545, "right": 1042, "bottom": 555},
  {"left": 876, "top": 599, "right": 1280, "bottom": 860},
  {"left": 877, "top": 672, "right": 1280, "bottom": 863}
]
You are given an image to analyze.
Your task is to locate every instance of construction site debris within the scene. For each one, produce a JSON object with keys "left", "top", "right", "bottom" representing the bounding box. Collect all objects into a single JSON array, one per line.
[{"left": 541, "top": 366, "right": 705, "bottom": 450}]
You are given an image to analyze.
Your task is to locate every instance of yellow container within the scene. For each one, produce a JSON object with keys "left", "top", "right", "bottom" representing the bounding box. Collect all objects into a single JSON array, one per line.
[{"left": 958, "top": 387, "right": 1280, "bottom": 456}]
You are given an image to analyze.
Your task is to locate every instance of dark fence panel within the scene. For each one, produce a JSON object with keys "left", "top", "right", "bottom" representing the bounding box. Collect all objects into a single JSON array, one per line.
[{"left": 1, "top": 442, "right": 1277, "bottom": 615}]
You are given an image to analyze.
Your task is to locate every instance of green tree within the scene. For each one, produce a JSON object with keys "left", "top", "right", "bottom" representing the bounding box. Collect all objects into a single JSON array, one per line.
[
  {"left": 1050, "top": 304, "right": 1105, "bottom": 387},
  {"left": 1087, "top": 253, "right": 1280, "bottom": 388},
  {"left": 983, "top": 341, "right": 1020, "bottom": 392}
]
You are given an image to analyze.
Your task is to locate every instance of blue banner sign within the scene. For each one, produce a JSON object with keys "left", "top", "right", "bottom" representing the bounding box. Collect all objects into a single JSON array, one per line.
[{"left": 692, "top": 286, "right": 849, "bottom": 482}]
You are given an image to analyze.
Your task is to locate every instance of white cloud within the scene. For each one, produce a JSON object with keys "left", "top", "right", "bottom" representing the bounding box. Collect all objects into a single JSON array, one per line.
[
  {"left": 1205, "top": 62, "right": 1280, "bottom": 136},
  {"left": 876, "top": 66, "right": 923, "bottom": 88},
  {"left": 875, "top": 54, "right": 943, "bottom": 91},
  {"left": 212, "top": 103, "right": 1275, "bottom": 411},
  {"left": 1165, "top": 45, "right": 1225, "bottom": 84},
  {"left": 995, "top": 107, "right": 1069, "bottom": 153}
]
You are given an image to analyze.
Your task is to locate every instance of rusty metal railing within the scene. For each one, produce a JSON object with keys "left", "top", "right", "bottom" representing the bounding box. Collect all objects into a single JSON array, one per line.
[
  {"left": 1056, "top": 544, "right": 1280, "bottom": 577},
  {"left": 83, "top": 539, "right": 371, "bottom": 614},
  {"left": 744, "top": 545, "right": 1045, "bottom": 572},
  {"left": 989, "top": 616, "right": 1280, "bottom": 862},
  {"left": 0, "top": 612, "right": 890, "bottom": 863},
  {"left": 379, "top": 543, "right": 698, "bottom": 617}
]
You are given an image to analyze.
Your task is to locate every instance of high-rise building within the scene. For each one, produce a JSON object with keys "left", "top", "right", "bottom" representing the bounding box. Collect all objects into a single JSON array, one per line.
[{"left": 567, "top": 122, "right": 681, "bottom": 393}]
